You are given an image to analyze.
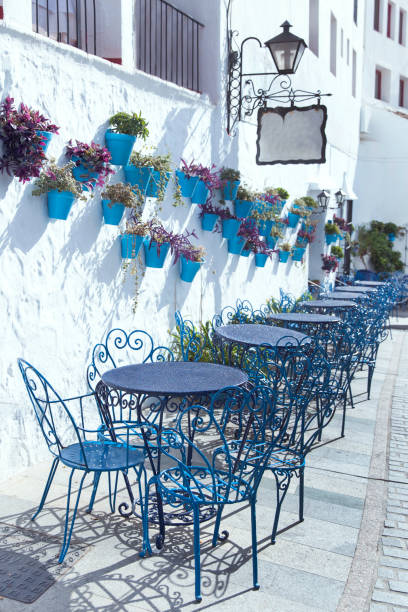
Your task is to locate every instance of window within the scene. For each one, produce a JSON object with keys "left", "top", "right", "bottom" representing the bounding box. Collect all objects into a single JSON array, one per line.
[
  {"left": 387, "top": 2, "right": 395, "bottom": 38},
  {"left": 347, "top": 38, "right": 350, "bottom": 64},
  {"left": 399, "top": 77, "right": 408, "bottom": 107},
  {"left": 399, "top": 9, "right": 406, "bottom": 45},
  {"left": 341, "top": 28, "right": 344, "bottom": 57},
  {"left": 374, "top": 0, "right": 381, "bottom": 31},
  {"left": 309, "top": 0, "right": 319, "bottom": 56},
  {"left": 375, "top": 69, "right": 382, "bottom": 99},
  {"left": 352, "top": 50, "right": 357, "bottom": 97},
  {"left": 354, "top": 0, "right": 358, "bottom": 24},
  {"left": 330, "top": 13, "right": 337, "bottom": 76}
]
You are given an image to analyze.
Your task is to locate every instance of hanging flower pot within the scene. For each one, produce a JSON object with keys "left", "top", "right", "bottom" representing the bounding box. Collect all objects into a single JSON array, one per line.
[
  {"left": 180, "top": 256, "right": 202, "bottom": 282},
  {"left": 292, "top": 247, "right": 306, "bottom": 262},
  {"left": 121, "top": 234, "right": 144, "bottom": 259},
  {"left": 235, "top": 199, "right": 253, "bottom": 218},
  {"left": 388, "top": 233, "right": 395, "bottom": 242},
  {"left": 143, "top": 238, "right": 170, "bottom": 268},
  {"left": 124, "top": 165, "right": 153, "bottom": 195},
  {"left": 176, "top": 170, "right": 199, "bottom": 198},
  {"left": 146, "top": 170, "right": 171, "bottom": 198},
  {"left": 222, "top": 218, "right": 241, "bottom": 239},
  {"left": 201, "top": 213, "right": 218, "bottom": 231},
  {"left": 191, "top": 179, "right": 210, "bottom": 205},
  {"left": 105, "top": 130, "right": 136, "bottom": 166},
  {"left": 266, "top": 236, "right": 277, "bottom": 249},
  {"left": 47, "top": 190, "right": 75, "bottom": 220},
  {"left": 227, "top": 236, "right": 245, "bottom": 255},
  {"left": 36, "top": 130, "right": 53, "bottom": 152},
  {"left": 279, "top": 250, "right": 290, "bottom": 263},
  {"left": 102, "top": 199, "right": 125, "bottom": 226},
  {"left": 325, "top": 234, "right": 339, "bottom": 245},
  {"left": 255, "top": 253, "right": 268, "bottom": 267},
  {"left": 241, "top": 248, "right": 251, "bottom": 257},
  {"left": 71, "top": 155, "right": 99, "bottom": 191},
  {"left": 287, "top": 212, "right": 301, "bottom": 228},
  {"left": 223, "top": 180, "right": 240, "bottom": 201},
  {"left": 258, "top": 219, "right": 274, "bottom": 237}
]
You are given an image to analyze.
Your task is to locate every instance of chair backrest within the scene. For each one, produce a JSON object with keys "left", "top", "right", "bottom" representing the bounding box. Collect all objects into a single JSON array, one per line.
[{"left": 87, "top": 328, "right": 175, "bottom": 391}]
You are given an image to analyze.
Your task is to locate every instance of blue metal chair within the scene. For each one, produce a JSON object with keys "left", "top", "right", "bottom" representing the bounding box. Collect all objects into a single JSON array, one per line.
[
  {"left": 18, "top": 358, "right": 148, "bottom": 562},
  {"left": 144, "top": 384, "right": 291, "bottom": 602}
]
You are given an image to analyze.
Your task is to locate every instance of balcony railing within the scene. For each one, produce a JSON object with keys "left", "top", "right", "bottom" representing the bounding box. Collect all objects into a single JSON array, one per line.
[
  {"left": 32, "top": 0, "right": 97, "bottom": 55},
  {"left": 136, "top": 0, "right": 203, "bottom": 93}
]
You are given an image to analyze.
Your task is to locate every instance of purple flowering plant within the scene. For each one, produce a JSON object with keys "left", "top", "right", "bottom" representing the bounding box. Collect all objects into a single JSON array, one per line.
[
  {"left": 321, "top": 254, "right": 339, "bottom": 272},
  {"left": 180, "top": 159, "right": 221, "bottom": 200},
  {"left": 0, "top": 96, "right": 59, "bottom": 183},
  {"left": 66, "top": 140, "right": 114, "bottom": 187},
  {"left": 238, "top": 218, "right": 274, "bottom": 256}
]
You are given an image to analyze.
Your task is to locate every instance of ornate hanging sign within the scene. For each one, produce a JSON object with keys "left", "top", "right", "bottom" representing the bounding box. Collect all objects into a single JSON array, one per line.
[{"left": 256, "top": 104, "right": 328, "bottom": 165}]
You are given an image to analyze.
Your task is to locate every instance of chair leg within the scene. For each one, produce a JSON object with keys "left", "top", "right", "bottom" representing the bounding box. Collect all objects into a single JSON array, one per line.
[
  {"left": 341, "top": 394, "right": 347, "bottom": 438},
  {"left": 367, "top": 364, "right": 374, "bottom": 399},
  {"left": 298, "top": 468, "right": 304, "bottom": 522},
  {"left": 137, "top": 466, "right": 152, "bottom": 558},
  {"left": 250, "top": 498, "right": 259, "bottom": 590},
  {"left": 32, "top": 457, "right": 59, "bottom": 521},
  {"left": 212, "top": 506, "right": 226, "bottom": 547},
  {"left": 87, "top": 471, "right": 101, "bottom": 513},
  {"left": 193, "top": 505, "right": 202, "bottom": 603},
  {"left": 348, "top": 381, "right": 355, "bottom": 410},
  {"left": 107, "top": 471, "right": 120, "bottom": 513},
  {"left": 59, "top": 469, "right": 88, "bottom": 564},
  {"left": 271, "top": 470, "right": 292, "bottom": 544}
]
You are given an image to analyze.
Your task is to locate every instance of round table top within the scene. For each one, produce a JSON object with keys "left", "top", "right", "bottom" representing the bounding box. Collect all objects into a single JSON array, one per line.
[
  {"left": 355, "top": 280, "right": 385, "bottom": 287},
  {"left": 300, "top": 299, "right": 357, "bottom": 309},
  {"left": 214, "top": 323, "right": 310, "bottom": 347},
  {"left": 267, "top": 313, "right": 340, "bottom": 324},
  {"left": 102, "top": 362, "right": 248, "bottom": 395},
  {"left": 325, "top": 292, "right": 367, "bottom": 301},
  {"left": 335, "top": 285, "right": 376, "bottom": 293}
]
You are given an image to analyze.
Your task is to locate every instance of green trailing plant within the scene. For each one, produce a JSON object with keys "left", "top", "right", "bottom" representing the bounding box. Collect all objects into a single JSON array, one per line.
[
  {"left": 280, "top": 242, "right": 291, "bottom": 252},
  {"left": 109, "top": 111, "right": 149, "bottom": 139},
  {"left": 252, "top": 200, "right": 280, "bottom": 222},
  {"left": 302, "top": 196, "right": 318, "bottom": 209},
  {"left": 270, "top": 225, "right": 283, "bottom": 238},
  {"left": 275, "top": 187, "right": 289, "bottom": 200},
  {"left": 331, "top": 245, "right": 344, "bottom": 259},
  {"left": 220, "top": 167, "right": 240, "bottom": 182},
  {"left": 355, "top": 222, "right": 404, "bottom": 273},
  {"left": 130, "top": 151, "right": 182, "bottom": 210},
  {"left": 102, "top": 182, "right": 141, "bottom": 213},
  {"left": 324, "top": 222, "right": 341, "bottom": 235},
  {"left": 32, "top": 160, "right": 86, "bottom": 200}
]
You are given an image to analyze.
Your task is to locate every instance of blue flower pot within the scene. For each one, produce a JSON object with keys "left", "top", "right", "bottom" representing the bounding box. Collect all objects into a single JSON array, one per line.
[
  {"left": 124, "top": 165, "right": 153, "bottom": 195},
  {"left": 176, "top": 170, "right": 199, "bottom": 198},
  {"left": 234, "top": 199, "right": 253, "bottom": 218},
  {"left": 258, "top": 219, "right": 274, "bottom": 237},
  {"left": 146, "top": 170, "right": 171, "bottom": 198},
  {"left": 266, "top": 236, "right": 277, "bottom": 249},
  {"left": 105, "top": 130, "right": 136, "bottom": 166},
  {"left": 227, "top": 236, "right": 245, "bottom": 255},
  {"left": 47, "top": 190, "right": 75, "bottom": 220},
  {"left": 279, "top": 250, "right": 290, "bottom": 263},
  {"left": 288, "top": 212, "right": 301, "bottom": 228},
  {"left": 241, "top": 249, "right": 251, "bottom": 257},
  {"left": 201, "top": 213, "right": 218, "bottom": 231},
  {"left": 325, "top": 234, "right": 339, "bottom": 245},
  {"left": 255, "top": 253, "right": 268, "bottom": 267},
  {"left": 388, "top": 233, "right": 395, "bottom": 242},
  {"left": 191, "top": 179, "right": 209, "bottom": 205},
  {"left": 143, "top": 238, "right": 170, "bottom": 268},
  {"left": 102, "top": 199, "right": 125, "bottom": 225},
  {"left": 180, "top": 256, "right": 202, "bottom": 282},
  {"left": 222, "top": 218, "right": 241, "bottom": 239},
  {"left": 223, "top": 180, "right": 240, "bottom": 201},
  {"left": 36, "top": 130, "right": 53, "bottom": 152},
  {"left": 121, "top": 234, "right": 143, "bottom": 259},
  {"left": 71, "top": 156, "right": 99, "bottom": 191},
  {"left": 292, "top": 247, "right": 305, "bottom": 262}
]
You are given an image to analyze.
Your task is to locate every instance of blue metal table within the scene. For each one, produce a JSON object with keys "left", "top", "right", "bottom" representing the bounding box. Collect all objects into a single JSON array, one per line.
[
  {"left": 213, "top": 323, "right": 310, "bottom": 348},
  {"left": 299, "top": 299, "right": 357, "bottom": 315},
  {"left": 355, "top": 280, "right": 385, "bottom": 287},
  {"left": 266, "top": 312, "right": 340, "bottom": 332},
  {"left": 324, "top": 292, "right": 367, "bottom": 301},
  {"left": 335, "top": 285, "right": 376, "bottom": 294},
  {"left": 101, "top": 361, "right": 248, "bottom": 544}
]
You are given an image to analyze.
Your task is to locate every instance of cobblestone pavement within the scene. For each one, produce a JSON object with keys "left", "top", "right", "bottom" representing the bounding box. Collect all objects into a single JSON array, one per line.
[{"left": 371, "top": 332, "right": 408, "bottom": 611}]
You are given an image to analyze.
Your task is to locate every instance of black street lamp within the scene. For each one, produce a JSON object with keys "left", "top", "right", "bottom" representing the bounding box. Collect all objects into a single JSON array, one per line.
[
  {"left": 317, "top": 190, "right": 331, "bottom": 212},
  {"left": 335, "top": 189, "right": 346, "bottom": 207},
  {"left": 264, "top": 21, "right": 307, "bottom": 75}
]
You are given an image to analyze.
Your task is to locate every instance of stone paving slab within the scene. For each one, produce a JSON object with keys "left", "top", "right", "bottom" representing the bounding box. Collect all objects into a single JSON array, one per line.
[{"left": 0, "top": 332, "right": 403, "bottom": 611}]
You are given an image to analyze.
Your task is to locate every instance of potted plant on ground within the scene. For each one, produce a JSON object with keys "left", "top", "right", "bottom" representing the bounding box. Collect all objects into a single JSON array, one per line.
[
  {"left": 101, "top": 182, "right": 141, "bottom": 226},
  {"left": 198, "top": 201, "right": 224, "bottom": 232},
  {"left": 325, "top": 220, "right": 341, "bottom": 244},
  {"left": 278, "top": 242, "right": 291, "bottom": 263},
  {"left": 126, "top": 151, "right": 173, "bottom": 207},
  {"left": 66, "top": 140, "right": 114, "bottom": 190},
  {"left": 105, "top": 111, "right": 149, "bottom": 166},
  {"left": 121, "top": 219, "right": 149, "bottom": 259},
  {"left": 220, "top": 167, "right": 241, "bottom": 201},
  {"left": 0, "top": 96, "right": 59, "bottom": 182},
  {"left": 234, "top": 184, "right": 256, "bottom": 218},
  {"left": 330, "top": 245, "right": 344, "bottom": 260},
  {"left": 321, "top": 254, "right": 339, "bottom": 272},
  {"left": 32, "top": 160, "right": 86, "bottom": 219}
]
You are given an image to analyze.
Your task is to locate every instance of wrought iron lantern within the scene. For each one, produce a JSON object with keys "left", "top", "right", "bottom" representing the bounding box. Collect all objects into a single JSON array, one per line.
[
  {"left": 264, "top": 21, "right": 307, "bottom": 75},
  {"left": 335, "top": 189, "right": 346, "bottom": 206},
  {"left": 317, "top": 190, "right": 331, "bottom": 212}
]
